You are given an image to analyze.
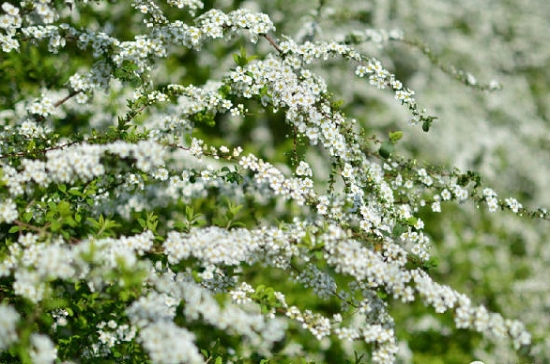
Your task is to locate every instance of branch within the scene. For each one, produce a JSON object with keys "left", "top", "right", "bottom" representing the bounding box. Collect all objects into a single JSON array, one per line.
[{"left": 263, "top": 34, "right": 283, "bottom": 54}]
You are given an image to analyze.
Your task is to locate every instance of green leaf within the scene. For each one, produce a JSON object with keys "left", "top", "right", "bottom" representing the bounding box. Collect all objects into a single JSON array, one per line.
[
  {"left": 87, "top": 215, "right": 121, "bottom": 237},
  {"left": 68, "top": 188, "right": 82, "bottom": 196},
  {"left": 422, "top": 116, "right": 437, "bottom": 132},
  {"left": 232, "top": 52, "right": 241, "bottom": 66},
  {"left": 232, "top": 47, "right": 258, "bottom": 67},
  {"left": 388, "top": 130, "right": 403, "bottom": 143},
  {"left": 379, "top": 141, "right": 394, "bottom": 159},
  {"left": 392, "top": 222, "right": 408, "bottom": 237},
  {"left": 113, "top": 60, "right": 141, "bottom": 84},
  {"left": 8, "top": 226, "right": 19, "bottom": 233},
  {"left": 23, "top": 211, "right": 33, "bottom": 222},
  {"left": 422, "top": 120, "right": 430, "bottom": 132}
]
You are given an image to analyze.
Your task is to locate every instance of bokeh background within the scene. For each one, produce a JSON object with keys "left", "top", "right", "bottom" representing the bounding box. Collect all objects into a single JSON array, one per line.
[{"left": 226, "top": 1, "right": 550, "bottom": 362}]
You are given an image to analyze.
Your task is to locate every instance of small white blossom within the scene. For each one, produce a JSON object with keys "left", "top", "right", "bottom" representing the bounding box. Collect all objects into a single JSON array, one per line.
[{"left": 0, "top": 305, "right": 19, "bottom": 351}]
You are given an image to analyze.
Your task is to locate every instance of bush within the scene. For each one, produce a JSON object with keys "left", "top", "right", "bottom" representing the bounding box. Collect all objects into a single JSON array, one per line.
[{"left": 0, "top": 1, "right": 548, "bottom": 363}]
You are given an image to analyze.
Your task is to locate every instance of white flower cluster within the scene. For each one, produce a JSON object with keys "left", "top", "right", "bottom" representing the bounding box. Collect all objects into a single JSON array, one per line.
[
  {"left": 0, "top": 304, "right": 19, "bottom": 351},
  {"left": 280, "top": 289, "right": 398, "bottom": 364},
  {"left": 0, "top": 198, "right": 17, "bottom": 223},
  {"left": 413, "top": 270, "right": 531, "bottom": 350},
  {"left": 0, "top": 230, "right": 156, "bottom": 303},
  {"left": 293, "top": 264, "right": 337, "bottom": 300},
  {"left": 505, "top": 197, "right": 522, "bottom": 214},
  {"left": 1, "top": 139, "right": 166, "bottom": 199},
  {"left": 167, "top": 0, "right": 204, "bottom": 15},
  {"left": 29, "top": 334, "right": 57, "bottom": 364},
  {"left": 22, "top": 25, "right": 66, "bottom": 54},
  {"left": 18, "top": 119, "right": 51, "bottom": 138},
  {"left": 138, "top": 321, "right": 203, "bottom": 364},
  {"left": 96, "top": 320, "right": 137, "bottom": 351},
  {"left": 322, "top": 225, "right": 414, "bottom": 303},
  {"left": 483, "top": 188, "right": 499, "bottom": 213},
  {"left": 164, "top": 226, "right": 259, "bottom": 266},
  {"left": 7, "top": 6, "right": 274, "bottom": 98},
  {"left": 163, "top": 225, "right": 300, "bottom": 269},
  {"left": 230, "top": 282, "right": 254, "bottom": 304},
  {"left": 239, "top": 154, "right": 315, "bottom": 205},
  {"left": 0, "top": 2, "right": 21, "bottom": 52},
  {"left": 126, "top": 291, "right": 177, "bottom": 326},
  {"left": 135, "top": 269, "right": 287, "bottom": 356}
]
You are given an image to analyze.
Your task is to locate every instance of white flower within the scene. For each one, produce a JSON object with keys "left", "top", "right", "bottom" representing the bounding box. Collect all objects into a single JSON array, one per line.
[
  {"left": 296, "top": 161, "right": 312, "bottom": 177},
  {"left": 29, "top": 334, "right": 57, "bottom": 364},
  {"left": 139, "top": 321, "right": 203, "bottom": 364},
  {"left": 486, "top": 197, "right": 499, "bottom": 213},
  {"left": 0, "top": 199, "right": 18, "bottom": 223},
  {"left": 0, "top": 305, "right": 19, "bottom": 351},
  {"left": 505, "top": 197, "right": 522, "bottom": 214}
]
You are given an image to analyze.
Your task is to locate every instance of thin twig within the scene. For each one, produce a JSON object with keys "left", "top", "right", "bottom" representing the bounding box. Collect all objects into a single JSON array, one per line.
[
  {"left": 263, "top": 34, "right": 282, "bottom": 54},
  {"left": 54, "top": 89, "right": 82, "bottom": 108}
]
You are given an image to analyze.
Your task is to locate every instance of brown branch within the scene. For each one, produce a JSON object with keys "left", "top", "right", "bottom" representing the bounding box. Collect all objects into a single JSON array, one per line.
[
  {"left": 54, "top": 89, "right": 82, "bottom": 108},
  {"left": 262, "top": 34, "right": 282, "bottom": 54},
  {"left": 14, "top": 219, "right": 48, "bottom": 234}
]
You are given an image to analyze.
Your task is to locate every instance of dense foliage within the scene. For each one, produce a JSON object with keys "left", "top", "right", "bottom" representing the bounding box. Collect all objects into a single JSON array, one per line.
[{"left": 0, "top": 1, "right": 548, "bottom": 363}]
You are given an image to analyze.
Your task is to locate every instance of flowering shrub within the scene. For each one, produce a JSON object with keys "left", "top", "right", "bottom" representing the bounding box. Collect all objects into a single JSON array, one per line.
[{"left": 0, "top": 1, "right": 548, "bottom": 363}]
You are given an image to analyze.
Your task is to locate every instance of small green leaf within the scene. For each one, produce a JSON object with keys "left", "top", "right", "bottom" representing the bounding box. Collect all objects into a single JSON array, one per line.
[
  {"left": 9, "top": 226, "right": 19, "bottom": 233},
  {"left": 232, "top": 52, "right": 241, "bottom": 66},
  {"left": 27, "top": 139, "right": 36, "bottom": 151},
  {"left": 388, "top": 130, "right": 403, "bottom": 143},
  {"left": 51, "top": 221, "right": 62, "bottom": 232},
  {"left": 68, "top": 188, "right": 82, "bottom": 196},
  {"left": 113, "top": 60, "right": 140, "bottom": 83},
  {"left": 379, "top": 141, "right": 394, "bottom": 159},
  {"left": 422, "top": 116, "right": 437, "bottom": 132},
  {"left": 392, "top": 222, "right": 408, "bottom": 237},
  {"left": 232, "top": 47, "right": 257, "bottom": 67},
  {"left": 23, "top": 212, "right": 33, "bottom": 222},
  {"left": 422, "top": 120, "right": 430, "bottom": 132}
]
